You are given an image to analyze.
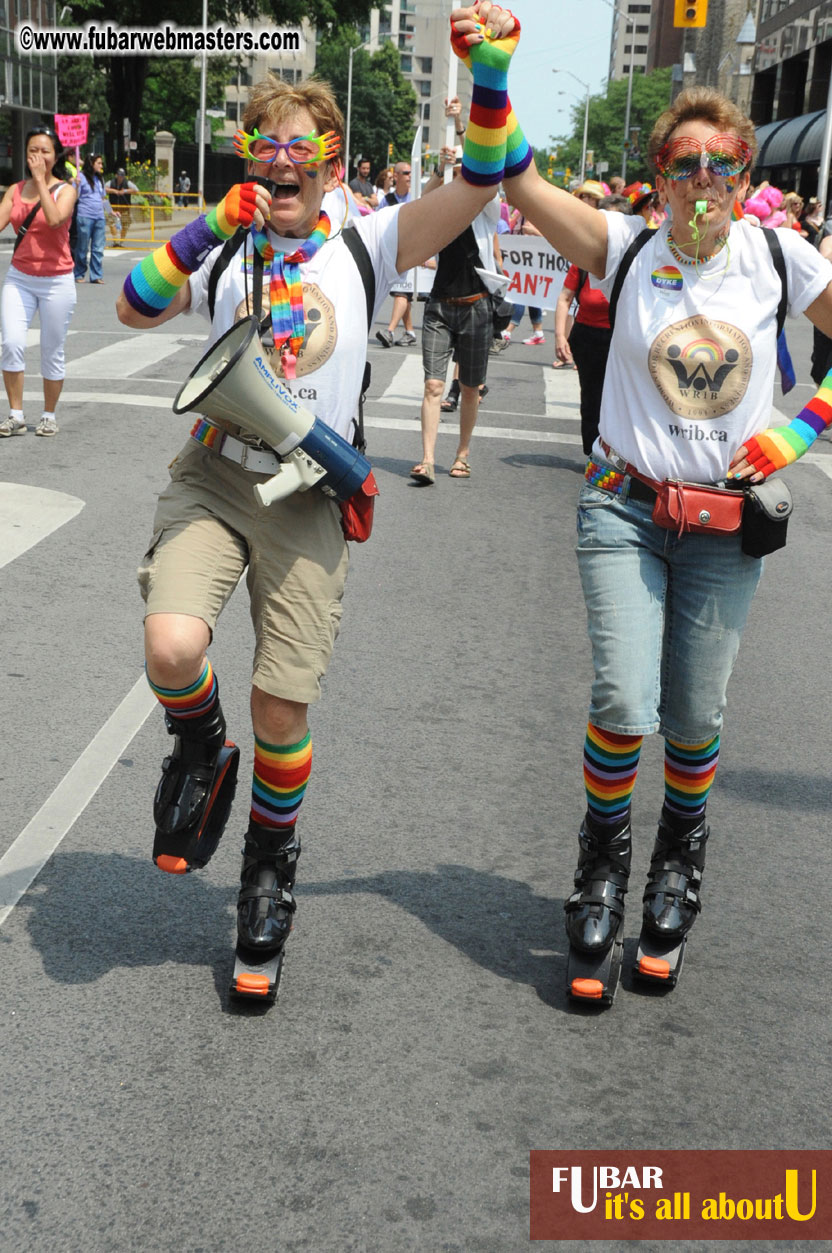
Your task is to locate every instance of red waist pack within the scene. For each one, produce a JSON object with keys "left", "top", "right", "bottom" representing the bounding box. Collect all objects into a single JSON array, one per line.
[
  {"left": 339, "top": 471, "right": 379, "bottom": 542},
  {"left": 651, "top": 479, "right": 744, "bottom": 537}
]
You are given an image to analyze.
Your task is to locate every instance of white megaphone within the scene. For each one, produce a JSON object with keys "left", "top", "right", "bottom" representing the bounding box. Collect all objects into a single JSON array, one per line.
[{"left": 173, "top": 316, "right": 374, "bottom": 508}]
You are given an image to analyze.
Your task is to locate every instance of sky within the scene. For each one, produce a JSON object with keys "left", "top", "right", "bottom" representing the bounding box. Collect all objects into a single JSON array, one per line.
[{"left": 484, "top": 0, "right": 617, "bottom": 153}]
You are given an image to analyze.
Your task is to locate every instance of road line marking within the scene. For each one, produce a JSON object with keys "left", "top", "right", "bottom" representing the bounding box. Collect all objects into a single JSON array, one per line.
[
  {"left": 364, "top": 413, "right": 583, "bottom": 444},
  {"left": 377, "top": 353, "right": 428, "bottom": 404},
  {"left": 65, "top": 333, "right": 203, "bottom": 379},
  {"left": 544, "top": 369, "right": 581, "bottom": 419},
  {"left": 0, "top": 483, "right": 84, "bottom": 569},
  {"left": 0, "top": 675, "right": 157, "bottom": 931},
  {"left": 804, "top": 453, "right": 832, "bottom": 481}
]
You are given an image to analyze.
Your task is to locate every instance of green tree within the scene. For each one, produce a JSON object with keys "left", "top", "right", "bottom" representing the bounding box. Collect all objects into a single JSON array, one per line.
[
  {"left": 314, "top": 32, "right": 418, "bottom": 174},
  {"left": 56, "top": 54, "right": 110, "bottom": 151},
  {"left": 140, "top": 56, "right": 231, "bottom": 149},
  {"left": 548, "top": 68, "right": 674, "bottom": 186}
]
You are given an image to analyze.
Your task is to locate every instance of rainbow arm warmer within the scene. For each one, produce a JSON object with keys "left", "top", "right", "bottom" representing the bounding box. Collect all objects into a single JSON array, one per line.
[
  {"left": 450, "top": 11, "right": 521, "bottom": 187},
  {"left": 739, "top": 368, "right": 832, "bottom": 478},
  {"left": 504, "top": 99, "right": 533, "bottom": 179},
  {"left": 123, "top": 183, "right": 259, "bottom": 318}
]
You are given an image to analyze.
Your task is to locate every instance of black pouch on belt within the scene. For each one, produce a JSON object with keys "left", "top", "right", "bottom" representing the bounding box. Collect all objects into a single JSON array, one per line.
[{"left": 741, "top": 477, "right": 793, "bottom": 558}]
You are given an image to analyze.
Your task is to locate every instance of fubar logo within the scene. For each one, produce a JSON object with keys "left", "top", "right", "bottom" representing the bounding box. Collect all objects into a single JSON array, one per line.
[
  {"left": 530, "top": 1151, "right": 831, "bottom": 1241},
  {"left": 648, "top": 314, "right": 751, "bottom": 420}
]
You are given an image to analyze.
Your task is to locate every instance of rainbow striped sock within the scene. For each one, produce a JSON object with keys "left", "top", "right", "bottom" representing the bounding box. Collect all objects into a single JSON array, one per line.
[
  {"left": 251, "top": 731, "right": 312, "bottom": 830},
  {"left": 664, "top": 735, "right": 720, "bottom": 821},
  {"left": 147, "top": 659, "right": 218, "bottom": 721},
  {"left": 583, "top": 723, "right": 643, "bottom": 827}
]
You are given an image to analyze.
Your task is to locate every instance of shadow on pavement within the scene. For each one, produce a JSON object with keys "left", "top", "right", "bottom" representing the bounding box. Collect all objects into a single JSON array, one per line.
[
  {"left": 501, "top": 452, "right": 584, "bottom": 474},
  {"left": 716, "top": 767, "right": 830, "bottom": 812},
  {"left": 304, "top": 863, "right": 570, "bottom": 1012},
  {"left": 11, "top": 854, "right": 580, "bottom": 1013},
  {"left": 9, "top": 850, "right": 235, "bottom": 993}
]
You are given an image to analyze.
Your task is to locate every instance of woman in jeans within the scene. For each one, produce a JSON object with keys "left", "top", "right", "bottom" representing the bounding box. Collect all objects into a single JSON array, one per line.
[
  {"left": 503, "top": 87, "right": 832, "bottom": 1004},
  {"left": 74, "top": 153, "right": 107, "bottom": 284}
]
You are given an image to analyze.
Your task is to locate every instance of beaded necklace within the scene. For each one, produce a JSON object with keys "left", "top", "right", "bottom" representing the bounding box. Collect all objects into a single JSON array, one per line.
[{"left": 666, "top": 227, "right": 729, "bottom": 267}]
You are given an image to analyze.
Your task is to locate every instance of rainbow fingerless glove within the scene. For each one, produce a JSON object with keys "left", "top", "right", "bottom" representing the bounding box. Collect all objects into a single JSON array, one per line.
[
  {"left": 450, "top": 9, "right": 521, "bottom": 187},
  {"left": 123, "top": 182, "right": 259, "bottom": 318},
  {"left": 742, "top": 369, "right": 832, "bottom": 478}
]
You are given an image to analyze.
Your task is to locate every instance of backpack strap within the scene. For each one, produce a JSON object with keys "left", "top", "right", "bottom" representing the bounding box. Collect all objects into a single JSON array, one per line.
[
  {"left": 207, "top": 225, "right": 247, "bottom": 320},
  {"left": 607, "top": 227, "right": 654, "bottom": 333},
  {"left": 385, "top": 190, "right": 398, "bottom": 207},
  {"left": 761, "top": 227, "right": 788, "bottom": 339},
  {"left": 342, "top": 226, "right": 376, "bottom": 454},
  {"left": 342, "top": 225, "right": 376, "bottom": 334},
  {"left": 13, "top": 183, "right": 62, "bottom": 254}
]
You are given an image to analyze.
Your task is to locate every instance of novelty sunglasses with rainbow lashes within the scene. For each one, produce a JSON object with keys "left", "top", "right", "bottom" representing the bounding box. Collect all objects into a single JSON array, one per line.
[
  {"left": 654, "top": 133, "right": 752, "bottom": 181},
  {"left": 233, "top": 127, "right": 341, "bottom": 166}
]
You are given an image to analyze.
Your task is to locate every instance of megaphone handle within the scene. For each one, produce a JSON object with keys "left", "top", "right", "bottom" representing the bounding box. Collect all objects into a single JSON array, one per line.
[{"left": 253, "top": 461, "right": 306, "bottom": 507}]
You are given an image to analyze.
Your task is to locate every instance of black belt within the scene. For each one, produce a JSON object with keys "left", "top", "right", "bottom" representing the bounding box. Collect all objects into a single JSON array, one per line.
[{"left": 626, "top": 476, "right": 658, "bottom": 505}]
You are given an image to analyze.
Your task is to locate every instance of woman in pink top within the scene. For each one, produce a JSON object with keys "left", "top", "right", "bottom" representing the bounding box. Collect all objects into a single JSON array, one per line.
[{"left": 0, "top": 126, "right": 77, "bottom": 436}]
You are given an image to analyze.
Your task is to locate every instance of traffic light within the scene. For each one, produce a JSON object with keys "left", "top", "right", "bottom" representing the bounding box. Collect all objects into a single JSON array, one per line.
[{"left": 674, "top": 0, "right": 707, "bottom": 27}]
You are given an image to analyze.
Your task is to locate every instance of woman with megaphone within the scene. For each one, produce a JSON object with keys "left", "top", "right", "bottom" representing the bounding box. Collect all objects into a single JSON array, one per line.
[{"left": 116, "top": 1, "right": 530, "bottom": 1002}]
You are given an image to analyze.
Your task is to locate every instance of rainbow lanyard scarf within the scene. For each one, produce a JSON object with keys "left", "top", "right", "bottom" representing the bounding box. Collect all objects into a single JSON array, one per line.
[{"left": 250, "top": 211, "right": 331, "bottom": 378}]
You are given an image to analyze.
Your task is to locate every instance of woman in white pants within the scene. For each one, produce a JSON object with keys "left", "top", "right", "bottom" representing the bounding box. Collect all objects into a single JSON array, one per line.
[{"left": 0, "top": 125, "right": 77, "bottom": 436}]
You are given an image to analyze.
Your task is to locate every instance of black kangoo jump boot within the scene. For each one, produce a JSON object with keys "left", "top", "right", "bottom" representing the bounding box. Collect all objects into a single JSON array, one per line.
[
  {"left": 152, "top": 694, "right": 239, "bottom": 874},
  {"left": 642, "top": 813, "right": 709, "bottom": 941},
  {"left": 236, "top": 821, "right": 301, "bottom": 955},
  {"left": 564, "top": 816, "right": 631, "bottom": 1006},
  {"left": 634, "top": 812, "right": 709, "bottom": 987},
  {"left": 565, "top": 817, "right": 632, "bottom": 954}
]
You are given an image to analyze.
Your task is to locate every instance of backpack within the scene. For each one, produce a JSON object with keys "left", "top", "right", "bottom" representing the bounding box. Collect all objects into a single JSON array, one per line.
[{"left": 206, "top": 225, "right": 376, "bottom": 453}]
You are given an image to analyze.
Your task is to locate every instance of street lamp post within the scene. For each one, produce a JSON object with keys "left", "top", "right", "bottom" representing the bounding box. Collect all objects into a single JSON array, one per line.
[
  {"left": 620, "top": 15, "right": 636, "bottom": 181},
  {"left": 553, "top": 68, "right": 590, "bottom": 183},
  {"left": 599, "top": 0, "right": 637, "bottom": 182},
  {"left": 346, "top": 40, "right": 374, "bottom": 181}
]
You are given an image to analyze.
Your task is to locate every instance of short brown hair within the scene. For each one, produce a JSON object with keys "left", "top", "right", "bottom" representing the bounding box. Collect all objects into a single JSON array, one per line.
[
  {"left": 243, "top": 75, "right": 344, "bottom": 156},
  {"left": 648, "top": 87, "right": 757, "bottom": 172}
]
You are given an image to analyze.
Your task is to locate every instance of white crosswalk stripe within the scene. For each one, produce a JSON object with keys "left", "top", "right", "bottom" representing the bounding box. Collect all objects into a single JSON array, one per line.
[
  {"left": 0, "top": 484, "right": 84, "bottom": 570},
  {"left": 64, "top": 333, "right": 204, "bottom": 379}
]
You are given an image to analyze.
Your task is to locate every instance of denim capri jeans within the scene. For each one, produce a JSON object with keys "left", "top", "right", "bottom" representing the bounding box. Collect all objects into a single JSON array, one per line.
[{"left": 575, "top": 473, "right": 763, "bottom": 744}]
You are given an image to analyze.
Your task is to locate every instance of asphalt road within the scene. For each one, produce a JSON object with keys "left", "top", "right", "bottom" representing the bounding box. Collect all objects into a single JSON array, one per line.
[{"left": 1, "top": 241, "right": 831, "bottom": 1252}]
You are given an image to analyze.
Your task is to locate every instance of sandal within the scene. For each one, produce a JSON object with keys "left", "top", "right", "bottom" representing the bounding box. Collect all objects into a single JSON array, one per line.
[
  {"left": 440, "top": 393, "right": 459, "bottom": 413},
  {"left": 448, "top": 457, "right": 471, "bottom": 478},
  {"left": 410, "top": 461, "right": 435, "bottom": 485},
  {"left": 478, "top": 385, "right": 488, "bottom": 402}
]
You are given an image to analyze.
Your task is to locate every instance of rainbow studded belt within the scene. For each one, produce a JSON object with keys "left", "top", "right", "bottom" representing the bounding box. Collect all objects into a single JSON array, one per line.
[{"left": 584, "top": 457, "right": 658, "bottom": 505}]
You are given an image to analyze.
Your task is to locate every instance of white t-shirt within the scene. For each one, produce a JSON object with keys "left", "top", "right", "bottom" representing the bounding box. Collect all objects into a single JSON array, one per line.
[
  {"left": 186, "top": 206, "right": 403, "bottom": 442},
  {"left": 594, "top": 214, "right": 832, "bottom": 482}
]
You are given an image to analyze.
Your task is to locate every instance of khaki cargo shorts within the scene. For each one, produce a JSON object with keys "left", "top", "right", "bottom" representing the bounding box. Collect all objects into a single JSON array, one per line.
[{"left": 138, "top": 440, "right": 349, "bottom": 704}]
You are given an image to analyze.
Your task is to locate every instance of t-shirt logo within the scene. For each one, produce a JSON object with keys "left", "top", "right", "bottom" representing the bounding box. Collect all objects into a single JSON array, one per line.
[
  {"left": 648, "top": 314, "right": 751, "bottom": 420},
  {"left": 234, "top": 281, "right": 337, "bottom": 378}
]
